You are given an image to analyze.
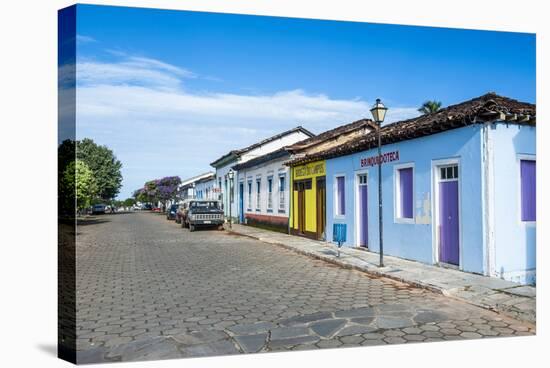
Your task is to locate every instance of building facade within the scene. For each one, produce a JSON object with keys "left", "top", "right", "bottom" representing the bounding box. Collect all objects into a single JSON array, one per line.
[
  {"left": 179, "top": 172, "right": 216, "bottom": 200},
  {"left": 232, "top": 149, "right": 291, "bottom": 232},
  {"left": 300, "top": 93, "right": 536, "bottom": 284},
  {"left": 194, "top": 173, "right": 217, "bottom": 200},
  {"left": 289, "top": 160, "right": 327, "bottom": 239},
  {"left": 286, "top": 119, "right": 376, "bottom": 240},
  {"left": 210, "top": 126, "right": 314, "bottom": 222}
]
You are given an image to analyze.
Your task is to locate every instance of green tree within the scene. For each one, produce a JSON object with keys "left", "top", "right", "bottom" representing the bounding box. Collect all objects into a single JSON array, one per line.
[
  {"left": 418, "top": 100, "right": 442, "bottom": 114},
  {"left": 61, "top": 160, "right": 98, "bottom": 211},
  {"left": 123, "top": 198, "right": 136, "bottom": 207},
  {"left": 58, "top": 139, "right": 76, "bottom": 216},
  {"left": 77, "top": 138, "right": 123, "bottom": 201}
]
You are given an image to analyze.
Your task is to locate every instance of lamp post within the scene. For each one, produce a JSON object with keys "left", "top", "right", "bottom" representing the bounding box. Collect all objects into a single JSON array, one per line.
[
  {"left": 370, "top": 98, "right": 388, "bottom": 267},
  {"left": 228, "top": 169, "right": 234, "bottom": 229}
]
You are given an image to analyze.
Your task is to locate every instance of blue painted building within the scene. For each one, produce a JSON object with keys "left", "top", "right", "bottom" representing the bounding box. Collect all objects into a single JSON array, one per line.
[{"left": 295, "top": 93, "right": 536, "bottom": 284}]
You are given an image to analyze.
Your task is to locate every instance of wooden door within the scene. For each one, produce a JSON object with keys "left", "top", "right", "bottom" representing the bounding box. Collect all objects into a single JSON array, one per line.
[
  {"left": 316, "top": 177, "right": 326, "bottom": 239},
  {"left": 297, "top": 188, "right": 306, "bottom": 233}
]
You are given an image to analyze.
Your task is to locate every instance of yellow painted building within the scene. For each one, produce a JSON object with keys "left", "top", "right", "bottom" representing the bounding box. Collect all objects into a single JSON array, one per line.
[{"left": 290, "top": 160, "right": 326, "bottom": 240}]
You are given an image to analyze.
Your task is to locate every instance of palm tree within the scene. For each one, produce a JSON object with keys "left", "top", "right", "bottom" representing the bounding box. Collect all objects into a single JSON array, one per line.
[{"left": 418, "top": 100, "right": 442, "bottom": 114}]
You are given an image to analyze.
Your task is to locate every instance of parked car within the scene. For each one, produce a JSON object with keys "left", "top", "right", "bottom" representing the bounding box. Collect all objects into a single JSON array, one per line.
[
  {"left": 182, "top": 200, "right": 224, "bottom": 232},
  {"left": 92, "top": 204, "right": 106, "bottom": 215},
  {"left": 175, "top": 200, "right": 191, "bottom": 224},
  {"left": 166, "top": 204, "right": 178, "bottom": 220},
  {"left": 142, "top": 203, "right": 153, "bottom": 210},
  {"left": 152, "top": 207, "right": 161, "bottom": 212}
]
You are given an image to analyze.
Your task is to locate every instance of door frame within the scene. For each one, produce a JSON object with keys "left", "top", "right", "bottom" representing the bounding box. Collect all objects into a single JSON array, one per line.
[
  {"left": 431, "top": 158, "right": 463, "bottom": 269},
  {"left": 354, "top": 169, "right": 369, "bottom": 248}
]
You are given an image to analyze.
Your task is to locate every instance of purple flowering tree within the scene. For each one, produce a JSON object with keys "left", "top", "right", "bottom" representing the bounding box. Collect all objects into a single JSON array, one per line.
[
  {"left": 134, "top": 176, "right": 181, "bottom": 210},
  {"left": 157, "top": 176, "right": 182, "bottom": 210}
]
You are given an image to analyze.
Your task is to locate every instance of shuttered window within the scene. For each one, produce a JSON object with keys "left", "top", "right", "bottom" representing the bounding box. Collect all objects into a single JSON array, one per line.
[
  {"left": 247, "top": 181, "right": 252, "bottom": 210},
  {"left": 520, "top": 159, "right": 536, "bottom": 221},
  {"left": 256, "top": 179, "right": 261, "bottom": 211},
  {"left": 336, "top": 176, "right": 346, "bottom": 216},
  {"left": 279, "top": 176, "right": 285, "bottom": 211},
  {"left": 267, "top": 177, "right": 273, "bottom": 210},
  {"left": 398, "top": 167, "right": 414, "bottom": 219}
]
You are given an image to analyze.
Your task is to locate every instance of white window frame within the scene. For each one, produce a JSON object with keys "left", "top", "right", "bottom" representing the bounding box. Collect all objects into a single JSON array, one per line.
[
  {"left": 267, "top": 176, "right": 273, "bottom": 211},
  {"left": 278, "top": 174, "right": 286, "bottom": 213},
  {"left": 517, "top": 154, "right": 536, "bottom": 226},
  {"left": 247, "top": 179, "right": 252, "bottom": 211},
  {"left": 393, "top": 162, "right": 415, "bottom": 224},
  {"left": 256, "top": 178, "right": 261, "bottom": 211},
  {"left": 333, "top": 174, "right": 347, "bottom": 219}
]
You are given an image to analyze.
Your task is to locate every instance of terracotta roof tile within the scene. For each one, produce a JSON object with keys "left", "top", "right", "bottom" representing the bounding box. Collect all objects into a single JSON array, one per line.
[{"left": 288, "top": 93, "right": 535, "bottom": 166}]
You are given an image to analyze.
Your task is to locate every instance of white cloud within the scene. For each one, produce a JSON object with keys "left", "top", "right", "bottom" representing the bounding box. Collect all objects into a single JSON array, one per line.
[
  {"left": 70, "top": 53, "right": 419, "bottom": 198},
  {"left": 76, "top": 56, "right": 196, "bottom": 89},
  {"left": 76, "top": 34, "right": 97, "bottom": 44}
]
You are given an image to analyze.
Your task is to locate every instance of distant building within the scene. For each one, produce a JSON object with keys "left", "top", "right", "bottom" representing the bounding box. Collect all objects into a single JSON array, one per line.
[
  {"left": 232, "top": 148, "right": 291, "bottom": 232},
  {"left": 210, "top": 126, "right": 314, "bottom": 222},
  {"left": 285, "top": 119, "right": 377, "bottom": 240},
  {"left": 179, "top": 172, "right": 216, "bottom": 200},
  {"left": 195, "top": 173, "right": 217, "bottom": 200}
]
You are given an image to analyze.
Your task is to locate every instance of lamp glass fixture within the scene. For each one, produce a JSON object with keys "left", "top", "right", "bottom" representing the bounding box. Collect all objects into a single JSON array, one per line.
[{"left": 370, "top": 98, "right": 388, "bottom": 123}]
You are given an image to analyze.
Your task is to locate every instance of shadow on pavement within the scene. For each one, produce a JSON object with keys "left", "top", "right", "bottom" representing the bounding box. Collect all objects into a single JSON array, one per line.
[{"left": 77, "top": 218, "right": 111, "bottom": 226}]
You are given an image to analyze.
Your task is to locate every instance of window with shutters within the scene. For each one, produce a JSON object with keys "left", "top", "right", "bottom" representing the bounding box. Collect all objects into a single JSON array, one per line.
[
  {"left": 335, "top": 175, "right": 346, "bottom": 216},
  {"left": 247, "top": 181, "right": 252, "bottom": 211},
  {"left": 267, "top": 177, "right": 273, "bottom": 211},
  {"left": 395, "top": 164, "right": 415, "bottom": 223},
  {"left": 520, "top": 159, "right": 536, "bottom": 222},
  {"left": 278, "top": 175, "right": 286, "bottom": 212},
  {"left": 256, "top": 179, "right": 261, "bottom": 211}
]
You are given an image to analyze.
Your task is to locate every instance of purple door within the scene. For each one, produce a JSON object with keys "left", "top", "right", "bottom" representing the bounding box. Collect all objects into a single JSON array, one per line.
[
  {"left": 439, "top": 180, "right": 459, "bottom": 265},
  {"left": 358, "top": 175, "right": 368, "bottom": 247}
]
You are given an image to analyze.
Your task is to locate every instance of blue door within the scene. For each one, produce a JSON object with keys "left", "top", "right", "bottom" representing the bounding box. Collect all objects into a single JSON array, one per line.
[{"left": 239, "top": 183, "right": 244, "bottom": 223}]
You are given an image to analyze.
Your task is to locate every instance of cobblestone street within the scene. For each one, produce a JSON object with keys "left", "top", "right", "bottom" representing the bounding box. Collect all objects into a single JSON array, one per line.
[{"left": 75, "top": 212, "right": 535, "bottom": 363}]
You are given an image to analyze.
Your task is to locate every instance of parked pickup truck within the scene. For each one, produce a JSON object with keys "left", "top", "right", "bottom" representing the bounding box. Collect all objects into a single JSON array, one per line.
[{"left": 180, "top": 200, "right": 224, "bottom": 231}]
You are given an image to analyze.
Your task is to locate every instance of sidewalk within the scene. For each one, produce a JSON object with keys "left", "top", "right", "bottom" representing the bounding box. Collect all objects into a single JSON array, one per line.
[{"left": 225, "top": 224, "right": 536, "bottom": 324}]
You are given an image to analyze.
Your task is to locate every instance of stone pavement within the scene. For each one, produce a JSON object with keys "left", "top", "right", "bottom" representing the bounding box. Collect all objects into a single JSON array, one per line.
[
  {"left": 74, "top": 213, "right": 535, "bottom": 363},
  {"left": 226, "top": 224, "right": 536, "bottom": 323}
]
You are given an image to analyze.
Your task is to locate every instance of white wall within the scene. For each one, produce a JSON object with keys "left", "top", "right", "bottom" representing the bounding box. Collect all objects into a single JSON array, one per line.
[
  {"left": 236, "top": 157, "right": 290, "bottom": 220},
  {"left": 195, "top": 178, "right": 217, "bottom": 200},
  {"left": 489, "top": 122, "right": 536, "bottom": 284},
  {"left": 214, "top": 130, "right": 310, "bottom": 219},
  {"left": 239, "top": 132, "right": 311, "bottom": 162}
]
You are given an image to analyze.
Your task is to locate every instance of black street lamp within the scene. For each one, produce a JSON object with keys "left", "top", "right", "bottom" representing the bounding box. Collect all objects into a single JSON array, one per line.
[
  {"left": 228, "top": 169, "right": 235, "bottom": 229},
  {"left": 370, "top": 98, "right": 388, "bottom": 267}
]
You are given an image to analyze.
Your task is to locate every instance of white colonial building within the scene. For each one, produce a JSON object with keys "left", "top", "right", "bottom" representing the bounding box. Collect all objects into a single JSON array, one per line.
[
  {"left": 232, "top": 148, "right": 291, "bottom": 232},
  {"left": 179, "top": 172, "right": 216, "bottom": 200},
  {"left": 209, "top": 126, "right": 314, "bottom": 222},
  {"left": 195, "top": 173, "right": 217, "bottom": 200}
]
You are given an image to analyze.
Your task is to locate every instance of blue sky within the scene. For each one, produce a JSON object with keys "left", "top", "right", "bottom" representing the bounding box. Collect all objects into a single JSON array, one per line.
[{"left": 69, "top": 4, "right": 535, "bottom": 199}]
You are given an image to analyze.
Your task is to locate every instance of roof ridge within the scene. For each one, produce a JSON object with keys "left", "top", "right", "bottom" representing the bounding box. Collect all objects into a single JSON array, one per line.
[{"left": 210, "top": 126, "right": 314, "bottom": 167}]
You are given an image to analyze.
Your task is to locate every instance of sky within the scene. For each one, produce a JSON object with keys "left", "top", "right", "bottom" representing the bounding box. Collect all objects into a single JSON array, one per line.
[{"left": 67, "top": 4, "right": 536, "bottom": 199}]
